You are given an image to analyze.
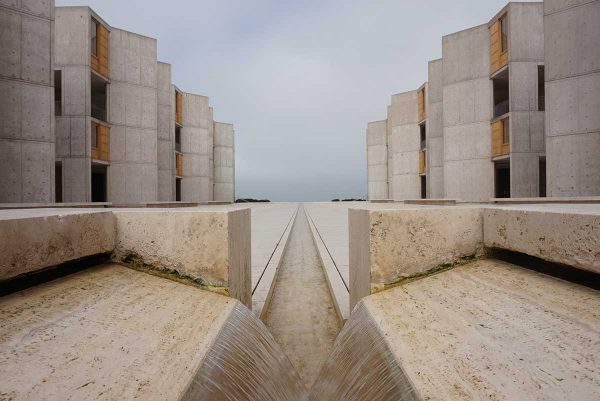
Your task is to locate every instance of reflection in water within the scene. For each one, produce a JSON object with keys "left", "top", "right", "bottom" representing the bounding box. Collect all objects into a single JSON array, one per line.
[
  {"left": 182, "top": 303, "right": 308, "bottom": 401},
  {"left": 308, "top": 301, "right": 417, "bottom": 401}
]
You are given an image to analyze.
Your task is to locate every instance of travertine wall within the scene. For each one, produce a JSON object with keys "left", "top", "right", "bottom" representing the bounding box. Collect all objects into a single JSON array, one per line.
[
  {"left": 544, "top": 0, "right": 600, "bottom": 196},
  {"left": 426, "top": 59, "right": 444, "bottom": 198},
  {"left": 157, "top": 62, "right": 174, "bottom": 201},
  {"left": 213, "top": 122, "right": 235, "bottom": 202},
  {"left": 366, "top": 120, "right": 388, "bottom": 200},
  {"left": 388, "top": 91, "right": 420, "bottom": 200},
  {"left": 181, "top": 93, "right": 212, "bottom": 202},
  {"left": 442, "top": 25, "right": 494, "bottom": 202},
  {"left": 0, "top": 0, "right": 55, "bottom": 203},
  {"left": 109, "top": 28, "right": 158, "bottom": 203}
]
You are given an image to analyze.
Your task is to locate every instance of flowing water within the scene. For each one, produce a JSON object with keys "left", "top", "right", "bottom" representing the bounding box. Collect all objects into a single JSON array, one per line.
[
  {"left": 181, "top": 302, "right": 308, "bottom": 401},
  {"left": 264, "top": 205, "right": 341, "bottom": 388}
]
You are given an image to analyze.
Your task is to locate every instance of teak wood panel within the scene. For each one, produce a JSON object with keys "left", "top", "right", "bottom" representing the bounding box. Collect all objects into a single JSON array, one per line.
[
  {"left": 489, "top": 18, "right": 508, "bottom": 74},
  {"left": 176, "top": 92, "right": 183, "bottom": 125},
  {"left": 491, "top": 119, "right": 509, "bottom": 157},
  {"left": 418, "top": 88, "right": 426, "bottom": 122},
  {"left": 176, "top": 153, "right": 183, "bottom": 177},
  {"left": 91, "top": 124, "right": 110, "bottom": 162},
  {"left": 91, "top": 23, "right": 110, "bottom": 78},
  {"left": 419, "top": 150, "right": 426, "bottom": 174}
]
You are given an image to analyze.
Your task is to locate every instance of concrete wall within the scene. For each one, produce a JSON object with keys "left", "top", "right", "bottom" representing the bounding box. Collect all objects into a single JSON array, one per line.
[
  {"left": 213, "top": 122, "right": 235, "bottom": 202},
  {"left": 388, "top": 91, "right": 420, "bottom": 200},
  {"left": 0, "top": 0, "right": 55, "bottom": 203},
  {"left": 504, "top": 3, "right": 546, "bottom": 197},
  {"left": 54, "top": 7, "right": 94, "bottom": 202},
  {"left": 208, "top": 107, "right": 214, "bottom": 201},
  {"left": 109, "top": 28, "right": 158, "bottom": 203},
  {"left": 544, "top": 0, "right": 600, "bottom": 196},
  {"left": 442, "top": 25, "right": 494, "bottom": 202},
  {"left": 157, "top": 62, "right": 174, "bottom": 201},
  {"left": 366, "top": 120, "right": 388, "bottom": 200},
  {"left": 427, "top": 59, "right": 444, "bottom": 198},
  {"left": 386, "top": 109, "right": 393, "bottom": 197},
  {"left": 181, "top": 93, "right": 212, "bottom": 203}
]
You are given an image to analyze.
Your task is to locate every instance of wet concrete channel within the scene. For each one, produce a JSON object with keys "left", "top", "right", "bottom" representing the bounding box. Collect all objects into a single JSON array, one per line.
[{"left": 264, "top": 204, "right": 341, "bottom": 389}]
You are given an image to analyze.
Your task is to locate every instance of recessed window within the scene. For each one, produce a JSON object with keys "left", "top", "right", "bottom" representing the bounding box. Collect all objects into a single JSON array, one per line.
[
  {"left": 420, "top": 125, "right": 426, "bottom": 150},
  {"left": 91, "top": 73, "right": 108, "bottom": 122},
  {"left": 502, "top": 119, "right": 510, "bottom": 145},
  {"left": 91, "top": 18, "right": 98, "bottom": 56},
  {"left": 175, "top": 126, "right": 182, "bottom": 152},
  {"left": 54, "top": 70, "right": 62, "bottom": 116},
  {"left": 538, "top": 65, "right": 545, "bottom": 111},
  {"left": 92, "top": 122, "right": 99, "bottom": 148},
  {"left": 500, "top": 14, "right": 508, "bottom": 52}
]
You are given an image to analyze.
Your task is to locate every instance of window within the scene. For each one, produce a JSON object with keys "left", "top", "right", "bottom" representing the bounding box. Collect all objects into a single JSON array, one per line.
[
  {"left": 502, "top": 119, "right": 510, "bottom": 144},
  {"left": 420, "top": 125, "right": 426, "bottom": 150},
  {"left": 175, "top": 126, "right": 182, "bottom": 152},
  {"left": 492, "top": 68, "right": 509, "bottom": 118},
  {"left": 92, "top": 122, "right": 99, "bottom": 148},
  {"left": 500, "top": 14, "right": 508, "bottom": 52},
  {"left": 91, "top": 18, "right": 98, "bottom": 56},
  {"left": 538, "top": 65, "right": 545, "bottom": 111},
  {"left": 91, "top": 73, "right": 108, "bottom": 122},
  {"left": 54, "top": 70, "right": 62, "bottom": 116}
]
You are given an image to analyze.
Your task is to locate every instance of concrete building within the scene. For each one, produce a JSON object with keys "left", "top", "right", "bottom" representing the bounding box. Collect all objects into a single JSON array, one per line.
[
  {"left": 366, "top": 120, "right": 388, "bottom": 200},
  {"left": 157, "top": 62, "right": 174, "bottom": 201},
  {"left": 108, "top": 28, "right": 158, "bottom": 203},
  {"left": 213, "top": 122, "right": 236, "bottom": 202},
  {"left": 488, "top": 3, "right": 545, "bottom": 198},
  {"left": 426, "top": 59, "right": 444, "bottom": 198},
  {"left": 442, "top": 24, "right": 494, "bottom": 202},
  {"left": 180, "top": 92, "right": 212, "bottom": 203},
  {"left": 388, "top": 90, "right": 421, "bottom": 200},
  {"left": 544, "top": 0, "right": 600, "bottom": 196},
  {"left": 0, "top": 0, "right": 55, "bottom": 203}
]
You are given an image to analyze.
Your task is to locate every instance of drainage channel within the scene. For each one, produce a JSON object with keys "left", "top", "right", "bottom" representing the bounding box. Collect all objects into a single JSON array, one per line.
[{"left": 264, "top": 204, "right": 341, "bottom": 389}]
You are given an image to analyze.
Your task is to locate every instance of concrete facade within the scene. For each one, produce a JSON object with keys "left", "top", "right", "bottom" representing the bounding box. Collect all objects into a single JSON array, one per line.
[
  {"left": 366, "top": 120, "right": 388, "bottom": 200},
  {"left": 213, "top": 122, "right": 235, "bottom": 202},
  {"left": 54, "top": 7, "right": 108, "bottom": 202},
  {"left": 0, "top": 0, "right": 55, "bottom": 203},
  {"left": 181, "top": 93, "right": 212, "bottom": 203},
  {"left": 388, "top": 90, "right": 421, "bottom": 200},
  {"left": 426, "top": 59, "right": 444, "bottom": 198},
  {"left": 442, "top": 24, "right": 494, "bottom": 202},
  {"left": 109, "top": 28, "right": 158, "bottom": 203},
  {"left": 157, "top": 62, "right": 174, "bottom": 201},
  {"left": 544, "top": 0, "right": 600, "bottom": 196}
]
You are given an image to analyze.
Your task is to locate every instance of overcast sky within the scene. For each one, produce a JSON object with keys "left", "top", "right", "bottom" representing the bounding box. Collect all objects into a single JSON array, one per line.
[{"left": 57, "top": 0, "right": 524, "bottom": 201}]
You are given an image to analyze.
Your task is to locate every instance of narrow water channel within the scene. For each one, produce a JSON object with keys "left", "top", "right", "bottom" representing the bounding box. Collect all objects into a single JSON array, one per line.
[{"left": 265, "top": 204, "right": 341, "bottom": 389}]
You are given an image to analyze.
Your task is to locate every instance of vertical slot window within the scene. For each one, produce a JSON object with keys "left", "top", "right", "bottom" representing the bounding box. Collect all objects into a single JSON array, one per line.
[
  {"left": 91, "top": 18, "right": 98, "bottom": 56},
  {"left": 502, "top": 118, "right": 510, "bottom": 145},
  {"left": 500, "top": 14, "right": 508, "bottom": 52},
  {"left": 54, "top": 70, "right": 62, "bottom": 116},
  {"left": 538, "top": 65, "right": 545, "bottom": 111}
]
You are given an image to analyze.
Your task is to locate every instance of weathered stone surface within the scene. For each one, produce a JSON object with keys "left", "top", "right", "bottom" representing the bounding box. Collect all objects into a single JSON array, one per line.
[
  {"left": 113, "top": 209, "right": 251, "bottom": 307},
  {"left": 0, "top": 264, "right": 305, "bottom": 401},
  {"left": 484, "top": 206, "right": 600, "bottom": 274},
  {"left": 0, "top": 210, "right": 115, "bottom": 281},
  {"left": 349, "top": 207, "right": 484, "bottom": 309}
]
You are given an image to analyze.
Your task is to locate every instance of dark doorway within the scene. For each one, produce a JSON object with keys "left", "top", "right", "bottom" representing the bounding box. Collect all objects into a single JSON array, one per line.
[
  {"left": 176, "top": 178, "right": 182, "bottom": 201},
  {"left": 539, "top": 158, "right": 546, "bottom": 197},
  {"left": 420, "top": 175, "right": 427, "bottom": 199},
  {"left": 91, "top": 165, "right": 107, "bottom": 202},
  {"left": 55, "top": 163, "right": 62, "bottom": 203},
  {"left": 494, "top": 162, "right": 510, "bottom": 198}
]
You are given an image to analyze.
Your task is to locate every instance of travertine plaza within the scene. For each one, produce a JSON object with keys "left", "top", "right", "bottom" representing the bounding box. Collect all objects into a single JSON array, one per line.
[{"left": 0, "top": 1, "right": 599, "bottom": 400}]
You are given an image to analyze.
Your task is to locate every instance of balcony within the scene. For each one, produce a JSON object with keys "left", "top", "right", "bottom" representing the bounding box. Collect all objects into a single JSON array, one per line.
[
  {"left": 419, "top": 150, "right": 426, "bottom": 175},
  {"left": 494, "top": 99, "right": 509, "bottom": 118},
  {"left": 491, "top": 118, "right": 510, "bottom": 158}
]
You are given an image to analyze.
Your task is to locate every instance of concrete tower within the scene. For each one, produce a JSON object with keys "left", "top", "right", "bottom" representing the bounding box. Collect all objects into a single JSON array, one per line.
[
  {"left": 0, "top": 0, "right": 55, "bottom": 203},
  {"left": 544, "top": 0, "right": 600, "bottom": 196},
  {"left": 213, "top": 122, "right": 235, "bottom": 203}
]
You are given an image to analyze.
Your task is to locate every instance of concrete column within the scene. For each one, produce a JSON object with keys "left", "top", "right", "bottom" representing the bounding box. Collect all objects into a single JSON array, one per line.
[
  {"left": 157, "top": 62, "right": 174, "bottom": 201},
  {"left": 213, "top": 122, "right": 235, "bottom": 202},
  {"left": 0, "top": 0, "right": 55, "bottom": 203},
  {"left": 366, "top": 120, "right": 388, "bottom": 200},
  {"left": 388, "top": 91, "right": 420, "bottom": 200},
  {"left": 442, "top": 25, "right": 493, "bottom": 202},
  {"left": 109, "top": 28, "right": 158, "bottom": 203},
  {"left": 181, "top": 93, "right": 212, "bottom": 203},
  {"left": 544, "top": 0, "right": 600, "bottom": 196},
  {"left": 426, "top": 59, "right": 444, "bottom": 198}
]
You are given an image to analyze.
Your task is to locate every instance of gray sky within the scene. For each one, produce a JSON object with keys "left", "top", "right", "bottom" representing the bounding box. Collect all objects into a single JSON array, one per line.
[{"left": 57, "top": 0, "right": 523, "bottom": 201}]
